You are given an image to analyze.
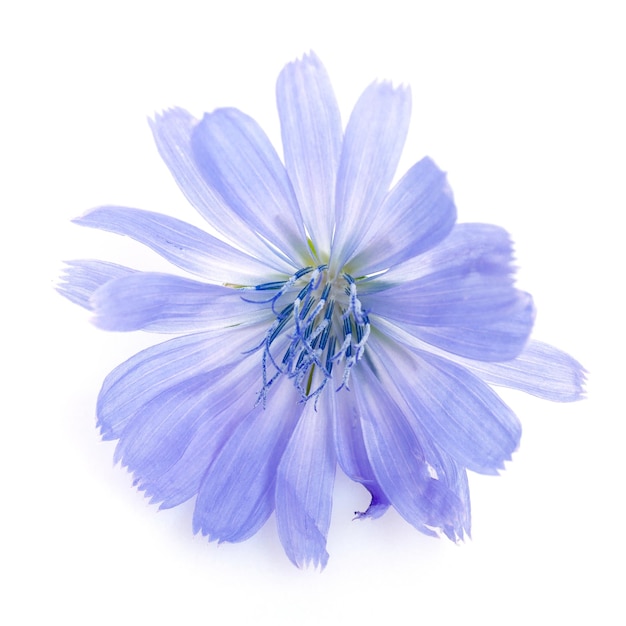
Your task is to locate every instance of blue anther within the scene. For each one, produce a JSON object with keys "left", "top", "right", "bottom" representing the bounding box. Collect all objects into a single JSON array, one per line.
[
  {"left": 325, "top": 336, "right": 336, "bottom": 373},
  {"left": 356, "top": 321, "right": 364, "bottom": 343},
  {"left": 253, "top": 280, "right": 285, "bottom": 291},
  {"left": 355, "top": 322, "right": 370, "bottom": 348},
  {"left": 299, "top": 295, "right": 315, "bottom": 320},
  {"left": 320, "top": 282, "right": 331, "bottom": 300},
  {"left": 318, "top": 323, "right": 331, "bottom": 351},
  {"left": 296, "top": 283, "right": 312, "bottom": 302},
  {"left": 295, "top": 347, "right": 309, "bottom": 371},
  {"left": 295, "top": 267, "right": 315, "bottom": 279},
  {"left": 267, "top": 313, "right": 291, "bottom": 345},
  {"left": 278, "top": 302, "right": 294, "bottom": 320},
  {"left": 310, "top": 332, "right": 321, "bottom": 350},
  {"left": 324, "top": 300, "right": 335, "bottom": 320},
  {"left": 342, "top": 316, "right": 352, "bottom": 338},
  {"left": 258, "top": 266, "right": 314, "bottom": 313}
]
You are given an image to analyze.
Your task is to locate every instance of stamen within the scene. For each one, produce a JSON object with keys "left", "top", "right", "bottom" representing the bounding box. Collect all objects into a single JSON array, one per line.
[
  {"left": 245, "top": 266, "right": 370, "bottom": 405},
  {"left": 240, "top": 266, "right": 315, "bottom": 313}
]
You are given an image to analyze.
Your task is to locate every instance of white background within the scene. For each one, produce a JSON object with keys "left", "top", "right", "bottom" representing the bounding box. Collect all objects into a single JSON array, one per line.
[{"left": 2, "top": 1, "right": 623, "bottom": 624}]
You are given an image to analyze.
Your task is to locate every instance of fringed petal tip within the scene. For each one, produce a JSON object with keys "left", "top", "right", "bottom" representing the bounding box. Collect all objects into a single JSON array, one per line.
[
  {"left": 577, "top": 370, "right": 588, "bottom": 400},
  {"left": 291, "top": 550, "right": 330, "bottom": 571},
  {"left": 442, "top": 524, "right": 471, "bottom": 543},
  {"left": 550, "top": 349, "right": 588, "bottom": 402},
  {"left": 57, "top": 259, "right": 137, "bottom": 311},
  {"left": 149, "top": 105, "right": 194, "bottom": 125},
  {"left": 285, "top": 49, "right": 323, "bottom": 69},
  {"left": 280, "top": 517, "right": 331, "bottom": 570},
  {"left": 468, "top": 340, "right": 587, "bottom": 403}
]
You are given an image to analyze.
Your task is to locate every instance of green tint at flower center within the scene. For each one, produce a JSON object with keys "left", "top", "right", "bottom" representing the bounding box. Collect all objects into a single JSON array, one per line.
[{"left": 242, "top": 265, "right": 370, "bottom": 405}]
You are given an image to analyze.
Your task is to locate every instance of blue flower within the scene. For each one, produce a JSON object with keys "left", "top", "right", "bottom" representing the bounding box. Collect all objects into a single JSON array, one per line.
[{"left": 59, "top": 52, "right": 585, "bottom": 568}]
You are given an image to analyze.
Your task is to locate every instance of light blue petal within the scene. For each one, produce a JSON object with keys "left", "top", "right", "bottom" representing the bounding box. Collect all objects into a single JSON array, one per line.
[
  {"left": 90, "top": 272, "right": 271, "bottom": 333},
  {"left": 374, "top": 317, "right": 583, "bottom": 402},
  {"left": 193, "top": 379, "right": 304, "bottom": 543},
  {"left": 276, "top": 52, "right": 342, "bottom": 256},
  {"left": 57, "top": 260, "right": 136, "bottom": 309},
  {"left": 150, "top": 108, "right": 295, "bottom": 273},
  {"left": 365, "top": 224, "right": 535, "bottom": 361},
  {"left": 461, "top": 340, "right": 587, "bottom": 402},
  {"left": 191, "top": 108, "right": 308, "bottom": 266},
  {"left": 405, "top": 293, "right": 535, "bottom": 361},
  {"left": 115, "top": 356, "right": 261, "bottom": 508},
  {"left": 411, "top": 430, "right": 471, "bottom": 540},
  {"left": 97, "top": 324, "right": 265, "bottom": 440},
  {"left": 370, "top": 336, "right": 521, "bottom": 475},
  {"left": 366, "top": 229, "right": 520, "bottom": 326},
  {"left": 74, "top": 206, "right": 279, "bottom": 285},
  {"left": 368, "top": 223, "right": 516, "bottom": 288},
  {"left": 367, "top": 271, "right": 522, "bottom": 327},
  {"left": 275, "top": 400, "right": 336, "bottom": 569},
  {"left": 378, "top": 364, "right": 472, "bottom": 540},
  {"left": 150, "top": 385, "right": 262, "bottom": 509},
  {"left": 352, "top": 359, "right": 466, "bottom": 537},
  {"left": 331, "top": 81, "right": 411, "bottom": 271},
  {"left": 328, "top": 384, "right": 390, "bottom": 519},
  {"left": 348, "top": 157, "right": 456, "bottom": 275}
]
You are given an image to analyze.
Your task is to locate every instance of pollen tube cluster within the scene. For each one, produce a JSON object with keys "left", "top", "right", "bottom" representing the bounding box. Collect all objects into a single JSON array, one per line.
[{"left": 242, "top": 265, "right": 371, "bottom": 405}]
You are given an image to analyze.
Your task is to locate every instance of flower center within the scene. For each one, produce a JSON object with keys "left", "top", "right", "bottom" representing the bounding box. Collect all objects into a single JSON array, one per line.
[{"left": 243, "top": 265, "right": 370, "bottom": 405}]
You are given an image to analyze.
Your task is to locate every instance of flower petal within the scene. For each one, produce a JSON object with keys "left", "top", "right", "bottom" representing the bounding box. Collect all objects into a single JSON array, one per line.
[
  {"left": 365, "top": 224, "right": 535, "bottom": 361},
  {"left": 348, "top": 157, "right": 456, "bottom": 275},
  {"left": 57, "top": 259, "right": 136, "bottom": 310},
  {"left": 412, "top": 433, "right": 471, "bottom": 541},
  {"left": 331, "top": 81, "right": 411, "bottom": 271},
  {"left": 405, "top": 294, "right": 535, "bottom": 361},
  {"left": 366, "top": 222, "right": 516, "bottom": 292},
  {"left": 351, "top": 358, "right": 466, "bottom": 537},
  {"left": 275, "top": 400, "right": 336, "bottom": 569},
  {"left": 191, "top": 108, "right": 308, "bottom": 266},
  {"left": 193, "top": 379, "right": 304, "bottom": 543},
  {"left": 74, "top": 206, "right": 279, "bottom": 285},
  {"left": 370, "top": 336, "right": 521, "bottom": 475},
  {"left": 276, "top": 52, "right": 342, "bottom": 256},
  {"left": 461, "top": 340, "right": 587, "bottom": 402},
  {"left": 367, "top": 271, "right": 523, "bottom": 327},
  {"left": 115, "top": 356, "right": 262, "bottom": 508},
  {"left": 150, "top": 108, "right": 294, "bottom": 273},
  {"left": 90, "top": 272, "right": 271, "bottom": 333},
  {"left": 328, "top": 384, "right": 390, "bottom": 519},
  {"left": 97, "top": 325, "right": 264, "bottom": 440}
]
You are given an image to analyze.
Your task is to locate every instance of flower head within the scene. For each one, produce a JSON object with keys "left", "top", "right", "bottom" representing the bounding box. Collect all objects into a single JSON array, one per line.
[{"left": 59, "top": 52, "right": 585, "bottom": 568}]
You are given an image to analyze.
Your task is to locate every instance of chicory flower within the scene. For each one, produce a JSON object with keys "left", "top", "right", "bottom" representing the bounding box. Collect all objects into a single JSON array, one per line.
[{"left": 59, "top": 52, "right": 585, "bottom": 568}]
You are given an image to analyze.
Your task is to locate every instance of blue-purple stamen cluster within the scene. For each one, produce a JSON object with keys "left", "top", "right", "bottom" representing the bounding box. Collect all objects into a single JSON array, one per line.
[{"left": 242, "top": 265, "right": 371, "bottom": 405}]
